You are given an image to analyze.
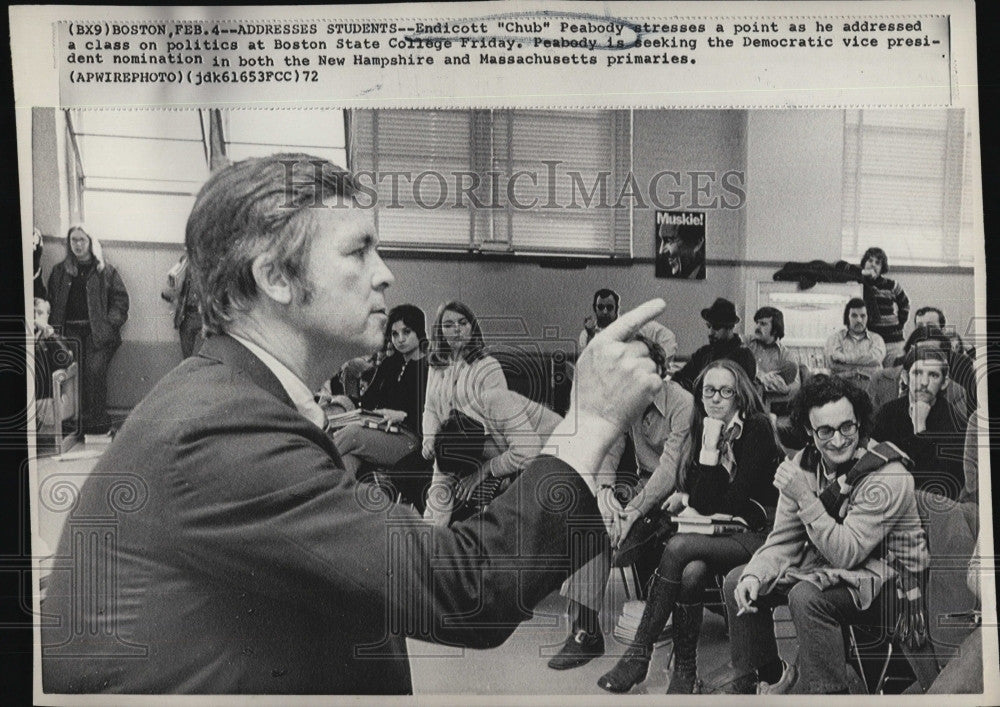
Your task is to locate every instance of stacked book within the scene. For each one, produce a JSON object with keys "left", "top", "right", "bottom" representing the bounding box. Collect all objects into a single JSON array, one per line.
[
  {"left": 674, "top": 507, "right": 750, "bottom": 535},
  {"left": 83, "top": 430, "right": 115, "bottom": 446},
  {"left": 613, "top": 600, "right": 673, "bottom": 645},
  {"left": 325, "top": 409, "right": 399, "bottom": 433}
]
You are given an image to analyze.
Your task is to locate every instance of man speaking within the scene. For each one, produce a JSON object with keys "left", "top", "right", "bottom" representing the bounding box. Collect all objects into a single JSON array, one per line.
[{"left": 40, "top": 155, "right": 665, "bottom": 694}]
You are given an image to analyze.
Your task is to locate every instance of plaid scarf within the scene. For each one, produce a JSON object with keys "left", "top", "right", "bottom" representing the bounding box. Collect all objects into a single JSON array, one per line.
[{"left": 813, "top": 440, "right": 928, "bottom": 649}]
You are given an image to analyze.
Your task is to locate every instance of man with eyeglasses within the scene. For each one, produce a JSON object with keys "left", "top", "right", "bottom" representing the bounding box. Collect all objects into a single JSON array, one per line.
[
  {"left": 873, "top": 345, "right": 969, "bottom": 499},
  {"left": 722, "top": 375, "right": 928, "bottom": 694},
  {"left": 579, "top": 288, "right": 677, "bottom": 360}
]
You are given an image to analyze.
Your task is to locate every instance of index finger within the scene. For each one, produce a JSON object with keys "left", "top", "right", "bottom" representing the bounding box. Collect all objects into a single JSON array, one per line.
[{"left": 596, "top": 298, "right": 667, "bottom": 343}]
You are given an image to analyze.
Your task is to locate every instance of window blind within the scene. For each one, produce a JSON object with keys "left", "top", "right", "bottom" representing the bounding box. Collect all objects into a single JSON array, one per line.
[
  {"left": 350, "top": 109, "right": 632, "bottom": 257},
  {"left": 841, "top": 109, "right": 975, "bottom": 267}
]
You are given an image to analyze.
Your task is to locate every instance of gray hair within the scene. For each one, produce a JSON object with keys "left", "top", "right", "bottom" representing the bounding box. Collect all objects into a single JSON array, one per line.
[{"left": 185, "top": 154, "right": 359, "bottom": 335}]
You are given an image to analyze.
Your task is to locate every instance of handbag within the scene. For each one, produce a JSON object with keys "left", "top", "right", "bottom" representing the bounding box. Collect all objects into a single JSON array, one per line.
[
  {"left": 435, "top": 409, "right": 506, "bottom": 521},
  {"left": 612, "top": 506, "right": 676, "bottom": 568}
]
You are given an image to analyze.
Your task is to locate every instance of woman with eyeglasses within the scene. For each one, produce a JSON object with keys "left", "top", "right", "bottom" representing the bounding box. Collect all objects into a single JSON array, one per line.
[
  {"left": 599, "top": 359, "right": 781, "bottom": 695},
  {"left": 422, "top": 301, "right": 508, "bottom": 524}
]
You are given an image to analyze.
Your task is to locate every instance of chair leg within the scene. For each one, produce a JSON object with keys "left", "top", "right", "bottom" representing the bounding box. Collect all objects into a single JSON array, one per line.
[
  {"left": 873, "top": 641, "right": 894, "bottom": 695},
  {"left": 632, "top": 564, "right": 646, "bottom": 601},
  {"left": 618, "top": 566, "right": 632, "bottom": 601},
  {"left": 848, "top": 623, "right": 896, "bottom": 695}
]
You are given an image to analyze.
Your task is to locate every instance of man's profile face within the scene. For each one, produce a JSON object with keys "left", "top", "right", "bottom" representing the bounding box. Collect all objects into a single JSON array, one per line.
[
  {"left": 847, "top": 307, "right": 868, "bottom": 335},
  {"left": 907, "top": 359, "right": 949, "bottom": 403},
  {"left": 659, "top": 225, "right": 701, "bottom": 276},
  {"left": 754, "top": 317, "right": 775, "bottom": 345},
  {"left": 593, "top": 295, "right": 618, "bottom": 328},
  {"left": 915, "top": 310, "right": 944, "bottom": 328},
  {"left": 289, "top": 205, "right": 393, "bottom": 358},
  {"left": 707, "top": 322, "right": 733, "bottom": 345}
]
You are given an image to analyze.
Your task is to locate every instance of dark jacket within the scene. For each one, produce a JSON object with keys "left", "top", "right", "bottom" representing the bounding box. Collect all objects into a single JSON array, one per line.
[
  {"left": 41, "top": 335, "right": 601, "bottom": 695},
  {"left": 47, "top": 258, "right": 129, "bottom": 348},
  {"left": 872, "top": 396, "right": 968, "bottom": 500},
  {"left": 685, "top": 411, "right": 781, "bottom": 531},
  {"left": 673, "top": 335, "right": 757, "bottom": 392},
  {"left": 360, "top": 353, "right": 428, "bottom": 437}
]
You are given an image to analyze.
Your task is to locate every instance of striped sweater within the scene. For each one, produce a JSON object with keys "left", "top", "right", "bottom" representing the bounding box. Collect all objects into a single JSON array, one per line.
[{"left": 863, "top": 276, "right": 910, "bottom": 344}]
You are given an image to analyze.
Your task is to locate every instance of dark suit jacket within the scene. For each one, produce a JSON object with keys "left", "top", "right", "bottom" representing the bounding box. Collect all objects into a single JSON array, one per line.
[{"left": 41, "top": 335, "right": 602, "bottom": 694}]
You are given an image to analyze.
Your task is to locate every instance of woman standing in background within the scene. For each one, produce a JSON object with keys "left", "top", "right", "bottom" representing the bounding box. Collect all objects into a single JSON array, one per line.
[{"left": 46, "top": 225, "right": 129, "bottom": 434}]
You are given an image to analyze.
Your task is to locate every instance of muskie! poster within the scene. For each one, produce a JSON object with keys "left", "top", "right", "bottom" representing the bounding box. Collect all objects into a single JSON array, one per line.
[{"left": 655, "top": 210, "right": 706, "bottom": 279}]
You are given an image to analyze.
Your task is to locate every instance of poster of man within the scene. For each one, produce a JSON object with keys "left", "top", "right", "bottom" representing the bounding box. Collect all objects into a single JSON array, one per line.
[{"left": 655, "top": 211, "right": 706, "bottom": 279}]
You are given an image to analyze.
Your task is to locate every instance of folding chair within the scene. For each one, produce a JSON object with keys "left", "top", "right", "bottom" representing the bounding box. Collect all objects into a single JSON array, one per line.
[{"left": 50, "top": 362, "right": 80, "bottom": 455}]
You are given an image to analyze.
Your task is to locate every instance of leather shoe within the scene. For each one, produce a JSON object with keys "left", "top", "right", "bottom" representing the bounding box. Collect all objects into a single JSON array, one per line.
[{"left": 547, "top": 630, "right": 605, "bottom": 670}]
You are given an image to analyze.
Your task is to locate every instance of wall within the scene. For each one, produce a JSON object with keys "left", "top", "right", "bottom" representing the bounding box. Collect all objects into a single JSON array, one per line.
[{"left": 35, "top": 109, "right": 978, "bottom": 410}]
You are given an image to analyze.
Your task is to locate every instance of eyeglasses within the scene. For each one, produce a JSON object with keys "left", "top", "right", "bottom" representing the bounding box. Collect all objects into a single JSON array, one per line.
[
  {"left": 702, "top": 386, "right": 736, "bottom": 400},
  {"left": 811, "top": 420, "right": 859, "bottom": 441},
  {"left": 595, "top": 304, "right": 616, "bottom": 312},
  {"left": 441, "top": 318, "right": 470, "bottom": 331}
]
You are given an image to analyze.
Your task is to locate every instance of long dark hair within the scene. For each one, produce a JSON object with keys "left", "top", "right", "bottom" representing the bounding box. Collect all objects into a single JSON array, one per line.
[
  {"left": 678, "top": 359, "right": 766, "bottom": 491},
  {"left": 428, "top": 301, "right": 488, "bottom": 368},
  {"left": 382, "top": 304, "right": 428, "bottom": 357}
]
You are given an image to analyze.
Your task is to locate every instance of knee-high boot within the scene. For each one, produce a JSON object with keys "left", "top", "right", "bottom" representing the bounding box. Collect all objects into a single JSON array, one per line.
[
  {"left": 666, "top": 602, "right": 703, "bottom": 694},
  {"left": 597, "top": 572, "right": 678, "bottom": 694}
]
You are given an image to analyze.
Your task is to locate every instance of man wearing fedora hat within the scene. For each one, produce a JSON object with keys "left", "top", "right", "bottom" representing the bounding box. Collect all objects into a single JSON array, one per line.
[{"left": 673, "top": 298, "right": 756, "bottom": 392}]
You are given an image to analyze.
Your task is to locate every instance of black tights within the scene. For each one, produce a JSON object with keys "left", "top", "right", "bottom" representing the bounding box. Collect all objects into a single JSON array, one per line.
[{"left": 657, "top": 532, "right": 755, "bottom": 603}]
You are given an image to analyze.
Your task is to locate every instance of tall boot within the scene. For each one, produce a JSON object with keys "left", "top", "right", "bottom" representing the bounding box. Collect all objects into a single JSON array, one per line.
[
  {"left": 597, "top": 573, "right": 679, "bottom": 694},
  {"left": 666, "top": 602, "right": 703, "bottom": 694}
]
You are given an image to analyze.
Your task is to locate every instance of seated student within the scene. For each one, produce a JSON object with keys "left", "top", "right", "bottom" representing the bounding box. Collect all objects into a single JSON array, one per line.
[
  {"left": 422, "top": 301, "right": 508, "bottom": 463},
  {"left": 673, "top": 298, "right": 756, "bottom": 391},
  {"left": 824, "top": 297, "right": 886, "bottom": 382},
  {"left": 333, "top": 304, "right": 430, "bottom": 477},
  {"left": 426, "top": 388, "right": 562, "bottom": 525},
  {"left": 548, "top": 339, "right": 693, "bottom": 671},
  {"left": 33, "top": 297, "right": 75, "bottom": 427},
  {"left": 722, "top": 375, "right": 929, "bottom": 694},
  {"left": 746, "top": 306, "right": 800, "bottom": 404},
  {"left": 867, "top": 325, "right": 971, "bottom": 416},
  {"left": 859, "top": 246, "right": 910, "bottom": 366},
  {"left": 913, "top": 304, "right": 977, "bottom": 358},
  {"left": 598, "top": 360, "right": 781, "bottom": 694},
  {"left": 579, "top": 288, "right": 677, "bottom": 359},
  {"left": 872, "top": 345, "right": 969, "bottom": 499},
  {"left": 914, "top": 305, "right": 946, "bottom": 331}
]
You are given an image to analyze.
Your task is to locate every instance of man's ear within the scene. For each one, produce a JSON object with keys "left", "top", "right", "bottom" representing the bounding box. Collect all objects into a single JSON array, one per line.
[
  {"left": 940, "top": 372, "right": 950, "bottom": 390},
  {"left": 251, "top": 253, "right": 293, "bottom": 305}
]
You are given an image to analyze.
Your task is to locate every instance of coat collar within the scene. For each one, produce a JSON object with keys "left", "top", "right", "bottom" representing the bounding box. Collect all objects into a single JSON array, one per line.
[{"left": 196, "top": 334, "right": 296, "bottom": 411}]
